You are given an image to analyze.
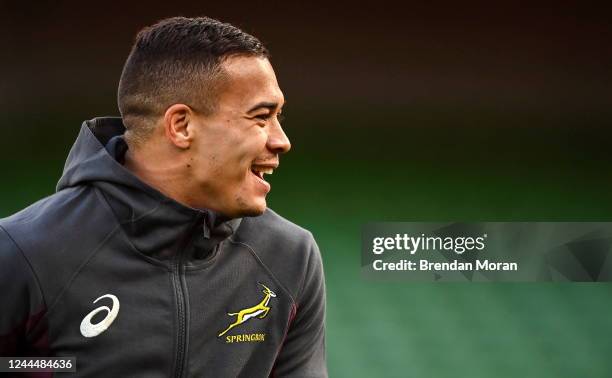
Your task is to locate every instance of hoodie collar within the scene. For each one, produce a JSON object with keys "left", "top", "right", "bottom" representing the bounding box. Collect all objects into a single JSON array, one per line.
[{"left": 57, "top": 117, "right": 241, "bottom": 261}]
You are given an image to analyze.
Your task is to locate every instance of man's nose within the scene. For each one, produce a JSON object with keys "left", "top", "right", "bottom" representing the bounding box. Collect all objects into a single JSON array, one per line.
[{"left": 267, "top": 121, "right": 291, "bottom": 154}]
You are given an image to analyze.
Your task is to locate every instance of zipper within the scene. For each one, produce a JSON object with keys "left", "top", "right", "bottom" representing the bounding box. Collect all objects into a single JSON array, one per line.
[
  {"left": 172, "top": 254, "right": 187, "bottom": 378},
  {"left": 172, "top": 216, "right": 204, "bottom": 378}
]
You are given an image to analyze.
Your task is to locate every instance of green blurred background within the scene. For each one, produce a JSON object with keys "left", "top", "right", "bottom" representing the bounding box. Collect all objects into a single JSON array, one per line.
[{"left": 2, "top": 1, "right": 612, "bottom": 377}]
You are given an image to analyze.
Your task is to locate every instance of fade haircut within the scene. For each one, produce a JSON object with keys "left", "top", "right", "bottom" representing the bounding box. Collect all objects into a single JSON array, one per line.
[{"left": 117, "top": 16, "right": 269, "bottom": 147}]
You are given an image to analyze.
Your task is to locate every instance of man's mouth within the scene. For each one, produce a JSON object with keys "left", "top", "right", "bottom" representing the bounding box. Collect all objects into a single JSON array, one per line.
[{"left": 250, "top": 165, "right": 276, "bottom": 181}]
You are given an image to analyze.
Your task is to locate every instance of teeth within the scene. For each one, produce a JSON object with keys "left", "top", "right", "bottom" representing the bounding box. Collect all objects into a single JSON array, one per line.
[{"left": 252, "top": 167, "right": 274, "bottom": 176}]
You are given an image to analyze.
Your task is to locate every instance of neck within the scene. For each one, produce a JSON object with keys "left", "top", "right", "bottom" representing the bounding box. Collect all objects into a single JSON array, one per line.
[{"left": 124, "top": 146, "right": 195, "bottom": 210}]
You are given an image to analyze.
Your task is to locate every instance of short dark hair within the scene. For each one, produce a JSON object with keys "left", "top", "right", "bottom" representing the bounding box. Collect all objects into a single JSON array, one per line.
[{"left": 117, "top": 16, "right": 269, "bottom": 146}]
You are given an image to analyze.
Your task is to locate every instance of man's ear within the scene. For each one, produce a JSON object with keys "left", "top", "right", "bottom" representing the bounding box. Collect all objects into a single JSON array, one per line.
[{"left": 163, "top": 104, "right": 195, "bottom": 149}]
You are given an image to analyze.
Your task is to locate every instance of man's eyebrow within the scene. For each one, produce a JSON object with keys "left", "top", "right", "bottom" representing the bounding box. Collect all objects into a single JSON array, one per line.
[{"left": 246, "top": 101, "right": 281, "bottom": 113}]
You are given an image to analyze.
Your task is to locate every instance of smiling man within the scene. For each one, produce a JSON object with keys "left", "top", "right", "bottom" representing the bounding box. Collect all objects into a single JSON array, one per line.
[{"left": 0, "top": 17, "right": 326, "bottom": 377}]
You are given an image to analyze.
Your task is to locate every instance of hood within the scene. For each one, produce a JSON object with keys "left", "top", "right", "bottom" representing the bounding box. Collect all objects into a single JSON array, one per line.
[{"left": 57, "top": 117, "right": 241, "bottom": 261}]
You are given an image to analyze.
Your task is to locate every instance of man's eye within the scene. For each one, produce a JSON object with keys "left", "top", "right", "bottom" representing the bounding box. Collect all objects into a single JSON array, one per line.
[
  {"left": 254, "top": 113, "right": 284, "bottom": 123},
  {"left": 255, "top": 114, "right": 271, "bottom": 121}
]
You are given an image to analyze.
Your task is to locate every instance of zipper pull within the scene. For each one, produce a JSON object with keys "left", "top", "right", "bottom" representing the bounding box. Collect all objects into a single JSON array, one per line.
[{"left": 202, "top": 212, "right": 211, "bottom": 239}]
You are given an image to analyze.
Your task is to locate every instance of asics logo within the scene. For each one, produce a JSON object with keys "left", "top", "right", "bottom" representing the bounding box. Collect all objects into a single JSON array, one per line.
[{"left": 80, "top": 294, "right": 120, "bottom": 338}]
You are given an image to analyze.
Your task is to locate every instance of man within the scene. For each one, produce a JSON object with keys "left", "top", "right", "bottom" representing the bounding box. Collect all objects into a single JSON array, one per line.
[{"left": 0, "top": 17, "right": 326, "bottom": 377}]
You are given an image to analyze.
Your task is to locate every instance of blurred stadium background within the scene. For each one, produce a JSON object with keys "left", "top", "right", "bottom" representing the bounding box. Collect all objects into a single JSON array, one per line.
[{"left": 2, "top": 1, "right": 612, "bottom": 377}]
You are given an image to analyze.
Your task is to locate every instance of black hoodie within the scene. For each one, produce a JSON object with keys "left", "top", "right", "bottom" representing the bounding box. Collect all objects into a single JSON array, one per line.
[{"left": 0, "top": 117, "right": 327, "bottom": 377}]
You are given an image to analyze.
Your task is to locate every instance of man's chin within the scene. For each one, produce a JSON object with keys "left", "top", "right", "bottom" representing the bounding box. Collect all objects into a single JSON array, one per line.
[
  {"left": 226, "top": 198, "right": 267, "bottom": 218},
  {"left": 241, "top": 201, "right": 267, "bottom": 217},
  {"left": 240, "top": 207, "right": 266, "bottom": 217}
]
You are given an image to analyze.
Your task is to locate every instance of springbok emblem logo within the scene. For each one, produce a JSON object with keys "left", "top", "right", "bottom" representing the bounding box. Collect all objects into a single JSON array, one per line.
[{"left": 218, "top": 283, "right": 277, "bottom": 337}]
